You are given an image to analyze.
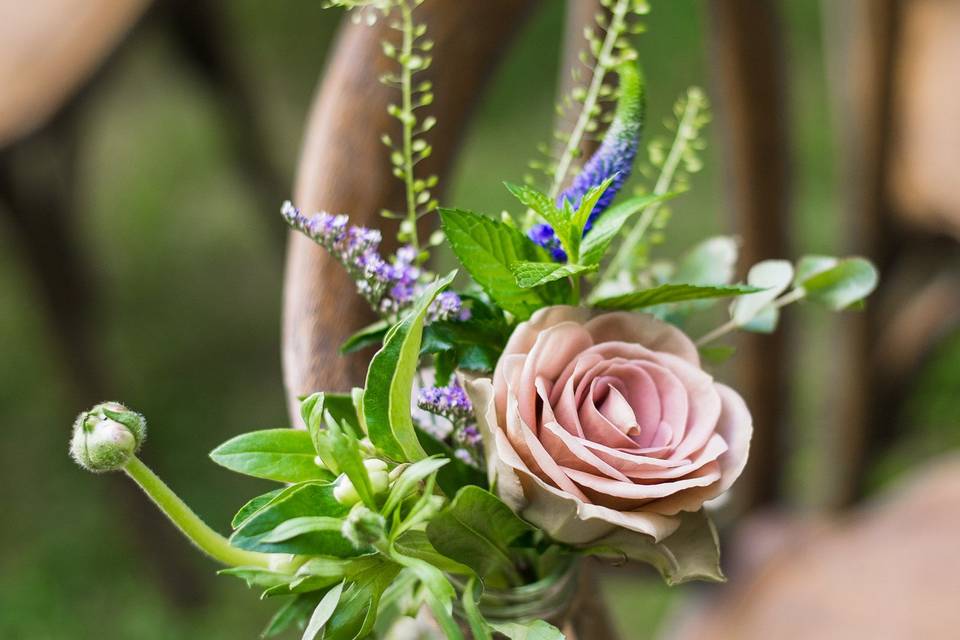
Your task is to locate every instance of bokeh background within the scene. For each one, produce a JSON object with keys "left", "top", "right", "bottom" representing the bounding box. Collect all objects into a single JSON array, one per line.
[{"left": 1, "top": 1, "right": 958, "bottom": 638}]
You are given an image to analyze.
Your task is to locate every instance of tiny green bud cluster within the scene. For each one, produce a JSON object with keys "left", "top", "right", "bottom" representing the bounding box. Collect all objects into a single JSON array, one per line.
[
  {"left": 70, "top": 402, "right": 146, "bottom": 473},
  {"left": 333, "top": 458, "right": 390, "bottom": 506},
  {"left": 341, "top": 503, "right": 387, "bottom": 548}
]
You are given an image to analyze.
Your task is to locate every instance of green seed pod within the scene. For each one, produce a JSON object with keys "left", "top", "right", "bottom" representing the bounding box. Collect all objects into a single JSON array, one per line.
[{"left": 70, "top": 402, "right": 146, "bottom": 473}]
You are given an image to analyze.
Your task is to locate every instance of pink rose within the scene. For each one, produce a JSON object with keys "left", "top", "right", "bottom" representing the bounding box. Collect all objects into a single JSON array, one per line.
[{"left": 467, "top": 306, "right": 752, "bottom": 544}]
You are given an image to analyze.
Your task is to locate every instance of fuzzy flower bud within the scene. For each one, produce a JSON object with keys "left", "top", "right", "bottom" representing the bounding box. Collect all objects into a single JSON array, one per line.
[
  {"left": 70, "top": 402, "right": 146, "bottom": 473},
  {"left": 341, "top": 504, "right": 386, "bottom": 549}
]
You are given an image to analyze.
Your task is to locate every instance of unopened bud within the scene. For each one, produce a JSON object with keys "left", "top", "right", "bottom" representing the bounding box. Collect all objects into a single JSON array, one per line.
[
  {"left": 341, "top": 504, "right": 386, "bottom": 548},
  {"left": 70, "top": 402, "right": 146, "bottom": 473},
  {"left": 333, "top": 475, "right": 361, "bottom": 506}
]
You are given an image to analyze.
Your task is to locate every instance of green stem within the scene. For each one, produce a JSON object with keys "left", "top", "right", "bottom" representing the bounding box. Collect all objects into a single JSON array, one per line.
[
  {"left": 123, "top": 456, "right": 289, "bottom": 570},
  {"left": 549, "top": 0, "right": 631, "bottom": 201},
  {"left": 602, "top": 88, "right": 703, "bottom": 282},
  {"left": 399, "top": 1, "right": 419, "bottom": 252},
  {"left": 695, "top": 288, "right": 806, "bottom": 347}
]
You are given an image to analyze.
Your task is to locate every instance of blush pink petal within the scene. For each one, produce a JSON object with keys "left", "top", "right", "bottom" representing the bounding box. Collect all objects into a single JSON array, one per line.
[
  {"left": 583, "top": 312, "right": 700, "bottom": 366},
  {"left": 502, "top": 305, "right": 592, "bottom": 358}
]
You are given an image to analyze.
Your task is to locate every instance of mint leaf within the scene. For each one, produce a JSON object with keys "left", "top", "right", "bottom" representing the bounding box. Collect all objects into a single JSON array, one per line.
[
  {"left": 364, "top": 272, "right": 455, "bottom": 461},
  {"left": 510, "top": 261, "right": 597, "bottom": 288},
  {"left": 593, "top": 283, "right": 759, "bottom": 310},
  {"left": 571, "top": 175, "right": 616, "bottom": 235},
  {"left": 799, "top": 257, "right": 878, "bottom": 310},
  {"left": 579, "top": 192, "right": 677, "bottom": 265},
  {"left": 210, "top": 430, "right": 333, "bottom": 484},
  {"left": 440, "top": 208, "right": 568, "bottom": 319},
  {"left": 426, "top": 486, "right": 533, "bottom": 584},
  {"left": 504, "top": 182, "right": 572, "bottom": 253}
]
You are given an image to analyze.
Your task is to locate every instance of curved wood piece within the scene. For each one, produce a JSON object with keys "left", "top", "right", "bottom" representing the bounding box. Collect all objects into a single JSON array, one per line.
[
  {"left": 0, "top": 0, "right": 150, "bottom": 148},
  {"left": 282, "top": 0, "right": 541, "bottom": 418},
  {"left": 707, "top": 0, "right": 791, "bottom": 509}
]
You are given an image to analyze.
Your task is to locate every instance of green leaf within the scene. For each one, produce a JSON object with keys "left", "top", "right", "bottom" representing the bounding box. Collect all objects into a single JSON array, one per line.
[
  {"left": 579, "top": 192, "right": 677, "bottom": 265},
  {"left": 673, "top": 236, "right": 739, "bottom": 286},
  {"left": 415, "top": 426, "right": 487, "bottom": 497},
  {"left": 323, "top": 562, "right": 402, "bottom": 640},
  {"left": 426, "top": 486, "right": 533, "bottom": 583},
  {"left": 593, "top": 283, "right": 760, "bottom": 310},
  {"left": 793, "top": 254, "right": 838, "bottom": 286},
  {"left": 302, "top": 581, "right": 344, "bottom": 640},
  {"left": 218, "top": 566, "right": 294, "bottom": 589},
  {"left": 571, "top": 175, "right": 617, "bottom": 236},
  {"left": 260, "top": 517, "right": 345, "bottom": 544},
  {"left": 699, "top": 345, "right": 736, "bottom": 365},
  {"left": 462, "top": 576, "right": 494, "bottom": 640},
  {"left": 210, "top": 430, "right": 333, "bottom": 484},
  {"left": 340, "top": 320, "right": 390, "bottom": 354},
  {"left": 510, "top": 261, "right": 597, "bottom": 289},
  {"left": 504, "top": 182, "right": 572, "bottom": 256},
  {"left": 589, "top": 509, "right": 724, "bottom": 586},
  {"left": 799, "top": 257, "right": 878, "bottom": 310},
  {"left": 231, "top": 482, "right": 356, "bottom": 557},
  {"left": 388, "top": 548, "right": 464, "bottom": 640},
  {"left": 440, "top": 208, "right": 568, "bottom": 319},
  {"left": 741, "top": 304, "right": 779, "bottom": 333},
  {"left": 364, "top": 272, "right": 455, "bottom": 461},
  {"left": 730, "top": 260, "right": 794, "bottom": 326},
  {"left": 393, "top": 530, "right": 472, "bottom": 575},
  {"left": 381, "top": 456, "right": 449, "bottom": 517},
  {"left": 491, "top": 620, "right": 565, "bottom": 640},
  {"left": 232, "top": 488, "right": 285, "bottom": 529},
  {"left": 262, "top": 594, "right": 323, "bottom": 638}
]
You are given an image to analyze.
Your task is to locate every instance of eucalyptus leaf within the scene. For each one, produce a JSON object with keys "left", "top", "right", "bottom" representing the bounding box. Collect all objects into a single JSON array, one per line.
[
  {"left": 730, "top": 260, "right": 793, "bottom": 326},
  {"left": 490, "top": 620, "right": 565, "bottom": 640},
  {"left": 510, "top": 261, "right": 597, "bottom": 289},
  {"left": 799, "top": 257, "right": 878, "bottom": 310},
  {"left": 589, "top": 509, "right": 723, "bottom": 586},
  {"left": 793, "top": 255, "right": 838, "bottom": 287},
  {"left": 440, "top": 208, "right": 569, "bottom": 319},
  {"left": 741, "top": 304, "right": 779, "bottom": 333},
  {"left": 426, "top": 486, "right": 533, "bottom": 583},
  {"left": 364, "top": 272, "right": 455, "bottom": 461},
  {"left": 593, "top": 283, "right": 759, "bottom": 310},
  {"left": 579, "top": 192, "right": 677, "bottom": 265},
  {"left": 673, "top": 236, "right": 739, "bottom": 286},
  {"left": 210, "top": 430, "right": 332, "bottom": 484}
]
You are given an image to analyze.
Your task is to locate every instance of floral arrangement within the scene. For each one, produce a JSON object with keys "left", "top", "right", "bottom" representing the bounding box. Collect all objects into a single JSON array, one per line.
[{"left": 69, "top": 1, "right": 878, "bottom": 638}]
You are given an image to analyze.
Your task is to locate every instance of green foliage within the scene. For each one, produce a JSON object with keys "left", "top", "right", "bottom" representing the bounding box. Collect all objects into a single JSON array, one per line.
[
  {"left": 302, "top": 581, "right": 344, "bottom": 640},
  {"left": 209, "top": 430, "right": 333, "bottom": 484},
  {"left": 593, "top": 283, "right": 759, "bottom": 310},
  {"left": 729, "top": 260, "right": 794, "bottom": 327},
  {"left": 414, "top": 426, "right": 488, "bottom": 496},
  {"left": 364, "top": 272, "right": 455, "bottom": 461},
  {"left": 587, "top": 509, "right": 723, "bottom": 586},
  {"left": 510, "top": 261, "right": 597, "bottom": 289},
  {"left": 797, "top": 256, "right": 878, "bottom": 310},
  {"left": 440, "top": 208, "right": 569, "bottom": 318},
  {"left": 426, "top": 486, "right": 534, "bottom": 586},
  {"left": 340, "top": 320, "right": 390, "bottom": 354},
  {"left": 492, "top": 620, "right": 566, "bottom": 640},
  {"left": 579, "top": 192, "right": 676, "bottom": 266}
]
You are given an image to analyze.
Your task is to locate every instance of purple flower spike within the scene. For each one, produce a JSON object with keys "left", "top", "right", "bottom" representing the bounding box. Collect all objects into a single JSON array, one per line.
[
  {"left": 417, "top": 380, "right": 473, "bottom": 427},
  {"left": 528, "top": 223, "right": 568, "bottom": 263}
]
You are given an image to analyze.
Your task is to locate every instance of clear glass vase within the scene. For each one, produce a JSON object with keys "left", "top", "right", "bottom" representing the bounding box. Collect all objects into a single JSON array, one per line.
[{"left": 451, "top": 556, "right": 580, "bottom": 632}]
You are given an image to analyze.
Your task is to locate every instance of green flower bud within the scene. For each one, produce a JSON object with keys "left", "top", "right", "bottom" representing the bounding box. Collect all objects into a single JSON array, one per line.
[
  {"left": 341, "top": 504, "right": 386, "bottom": 548},
  {"left": 333, "top": 475, "right": 361, "bottom": 506},
  {"left": 70, "top": 402, "right": 146, "bottom": 473}
]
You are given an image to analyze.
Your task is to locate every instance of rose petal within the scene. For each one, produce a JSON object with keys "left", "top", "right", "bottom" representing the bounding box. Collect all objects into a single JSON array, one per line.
[{"left": 583, "top": 311, "right": 700, "bottom": 366}]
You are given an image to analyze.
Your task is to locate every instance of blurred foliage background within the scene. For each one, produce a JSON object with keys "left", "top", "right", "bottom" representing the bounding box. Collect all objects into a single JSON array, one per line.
[{"left": 0, "top": 1, "right": 957, "bottom": 638}]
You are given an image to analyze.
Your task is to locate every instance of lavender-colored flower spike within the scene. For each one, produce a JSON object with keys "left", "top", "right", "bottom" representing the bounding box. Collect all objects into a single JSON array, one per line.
[
  {"left": 529, "top": 63, "right": 645, "bottom": 261},
  {"left": 417, "top": 381, "right": 473, "bottom": 427},
  {"left": 559, "top": 62, "right": 645, "bottom": 229}
]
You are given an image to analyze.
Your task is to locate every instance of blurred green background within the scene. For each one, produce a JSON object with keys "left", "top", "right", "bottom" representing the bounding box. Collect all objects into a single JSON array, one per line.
[{"left": 1, "top": 1, "right": 957, "bottom": 638}]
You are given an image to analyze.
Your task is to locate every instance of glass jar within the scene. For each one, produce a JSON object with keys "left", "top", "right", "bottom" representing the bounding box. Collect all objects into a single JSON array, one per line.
[{"left": 451, "top": 556, "right": 580, "bottom": 631}]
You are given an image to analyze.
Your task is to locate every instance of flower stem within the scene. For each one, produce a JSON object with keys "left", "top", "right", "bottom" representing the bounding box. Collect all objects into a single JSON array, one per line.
[
  {"left": 123, "top": 456, "right": 288, "bottom": 570},
  {"left": 695, "top": 288, "right": 807, "bottom": 347},
  {"left": 399, "top": 0, "right": 419, "bottom": 252},
  {"left": 549, "top": 0, "right": 631, "bottom": 201},
  {"left": 602, "top": 88, "right": 702, "bottom": 281}
]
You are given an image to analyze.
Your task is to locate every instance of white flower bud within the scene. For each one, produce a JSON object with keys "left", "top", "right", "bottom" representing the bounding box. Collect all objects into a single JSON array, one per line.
[
  {"left": 341, "top": 504, "right": 386, "bottom": 548},
  {"left": 70, "top": 402, "right": 146, "bottom": 473},
  {"left": 333, "top": 475, "right": 361, "bottom": 506}
]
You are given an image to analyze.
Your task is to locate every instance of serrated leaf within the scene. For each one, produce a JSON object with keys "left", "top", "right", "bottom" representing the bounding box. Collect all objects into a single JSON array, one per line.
[
  {"left": 579, "top": 192, "right": 677, "bottom": 265},
  {"left": 594, "top": 283, "right": 759, "bottom": 310},
  {"left": 491, "top": 620, "right": 565, "bottom": 640},
  {"left": 426, "top": 486, "right": 533, "bottom": 585},
  {"left": 571, "top": 175, "right": 616, "bottom": 234},
  {"left": 210, "top": 430, "right": 333, "bottom": 483},
  {"left": 504, "top": 182, "right": 571, "bottom": 252},
  {"left": 730, "top": 260, "right": 793, "bottom": 325},
  {"left": 364, "top": 272, "right": 455, "bottom": 462},
  {"left": 340, "top": 320, "right": 390, "bottom": 354},
  {"left": 440, "top": 209, "right": 568, "bottom": 319},
  {"left": 800, "top": 257, "right": 878, "bottom": 310},
  {"left": 510, "top": 261, "right": 597, "bottom": 288},
  {"left": 589, "top": 509, "right": 723, "bottom": 586}
]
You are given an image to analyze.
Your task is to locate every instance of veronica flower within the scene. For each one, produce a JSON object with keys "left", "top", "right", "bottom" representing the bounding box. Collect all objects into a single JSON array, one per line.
[{"left": 530, "top": 63, "right": 645, "bottom": 260}]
